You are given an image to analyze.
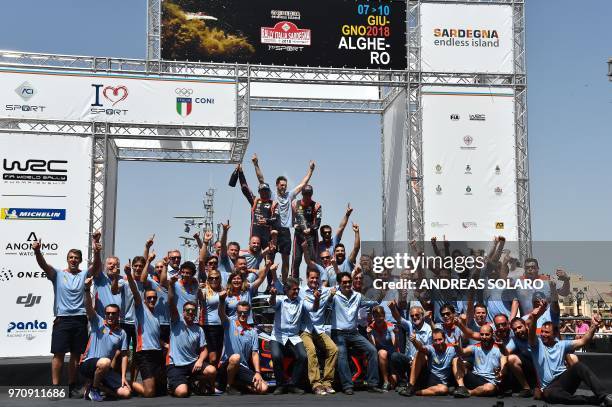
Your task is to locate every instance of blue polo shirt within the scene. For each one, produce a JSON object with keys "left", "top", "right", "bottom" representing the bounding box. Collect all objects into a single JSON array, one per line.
[
  {"left": 93, "top": 273, "right": 122, "bottom": 317},
  {"left": 530, "top": 338, "right": 573, "bottom": 389},
  {"left": 146, "top": 277, "right": 170, "bottom": 325},
  {"left": 399, "top": 318, "right": 432, "bottom": 359},
  {"left": 220, "top": 316, "right": 259, "bottom": 365},
  {"left": 119, "top": 278, "right": 144, "bottom": 325},
  {"left": 134, "top": 302, "right": 161, "bottom": 351},
  {"left": 51, "top": 268, "right": 88, "bottom": 316},
  {"left": 172, "top": 278, "right": 199, "bottom": 314},
  {"left": 434, "top": 323, "right": 463, "bottom": 346},
  {"left": 272, "top": 295, "right": 312, "bottom": 344},
  {"left": 331, "top": 290, "right": 377, "bottom": 331},
  {"left": 201, "top": 290, "right": 222, "bottom": 326},
  {"left": 469, "top": 344, "right": 503, "bottom": 384},
  {"left": 425, "top": 344, "right": 456, "bottom": 385},
  {"left": 168, "top": 317, "right": 206, "bottom": 367},
  {"left": 300, "top": 286, "right": 333, "bottom": 334},
  {"left": 83, "top": 314, "right": 128, "bottom": 361}
]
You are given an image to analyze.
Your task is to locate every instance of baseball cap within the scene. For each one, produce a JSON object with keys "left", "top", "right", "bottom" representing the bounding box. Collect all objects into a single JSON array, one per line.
[
  {"left": 258, "top": 183, "right": 271, "bottom": 191},
  {"left": 302, "top": 185, "right": 313, "bottom": 194}
]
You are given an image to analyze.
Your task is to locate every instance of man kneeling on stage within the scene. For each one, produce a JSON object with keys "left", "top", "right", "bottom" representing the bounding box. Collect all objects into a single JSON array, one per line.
[
  {"left": 81, "top": 277, "right": 131, "bottom": 401},
  {"left": 400, "top": 328, "right": 457, "bottom": 396},
  {"left": 453, "top": 324, "right": 506, "bottom": 398},
  {"left": 218, "top": 298, "right": 268, "bottom": 395},
  {"left": 529, "top": 300, "right": 612, "bottom": 406},
  {"left": 167, "top": 276, "right": 216, "bottom": 397}
]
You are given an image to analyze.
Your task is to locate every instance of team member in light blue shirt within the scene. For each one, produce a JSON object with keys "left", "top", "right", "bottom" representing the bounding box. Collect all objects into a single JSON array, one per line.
[
  {"left": 330, "top": 271, "right": 383, "bottom": 394},
  {"left": 166, "top": 275, "right": 216, "bottom": 397},
  {"left": 435, "top": 303, "right": 463, "bottom": 345},
  {"left": 217, "top": 298, "right": 268, "bottom": 395},
  {"left": 93, "top": 256, "right": 122, "bottom": 317},
  {"left": 318, "top": 203, "right": 353, "bottom": 260},
  {"left": 388, "top": 302, "right": 432, "bottom": 395},
  {"left": 198, "top": 268, "right": 225, "bottom": 366},
  {"left": 33, "top": 231, "right": 103, "bottom": 398},
  {"left": 528, "top": 301, "right": 612, "bottom": 405},
  {"left": 300, "top": 267, "right": 337, "bottom": 395},
  {"left": 453, "top": 324, "right": 506, "bottom": 398},
  {"left": 81, "top": 275, "right": 131, "bottom": 401},
  {"left": 331, "top": 223, "right": 361, "bottom": 279},
  {"left": 268, "top": 277, "right": 317, "bottom": 395},
  {"left": 124, "top": 259, "right": 163, "bottom": 398},
  {"left": 400, "top": 328, "right": 457, "bottom": 397},
  {"left": 503, "top": 317, "right": 536, "bottom": 397}
]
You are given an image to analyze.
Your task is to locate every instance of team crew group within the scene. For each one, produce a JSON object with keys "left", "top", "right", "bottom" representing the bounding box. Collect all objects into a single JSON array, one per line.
[{"left": 33, "top": 156, "right": 612, "bottom": 405}]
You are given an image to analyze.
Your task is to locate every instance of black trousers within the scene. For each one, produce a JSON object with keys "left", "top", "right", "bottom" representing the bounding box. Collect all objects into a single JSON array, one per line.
[
  {"left": 390, "top": 353, "right": 411, "bottom": 387},
  {"left": 269, "top": 340, "right": 307, "bottom": 387},
  {"left": 543, "top": 362, "right": 608, "bottom": 405}
]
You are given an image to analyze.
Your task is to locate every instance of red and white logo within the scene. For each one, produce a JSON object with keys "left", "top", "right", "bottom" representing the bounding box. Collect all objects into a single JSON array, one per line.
[{"left": 261, "top": 21, "right": 311, "bottom": 46}]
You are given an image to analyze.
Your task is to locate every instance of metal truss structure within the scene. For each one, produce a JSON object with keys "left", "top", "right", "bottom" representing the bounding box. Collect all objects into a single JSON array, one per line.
[
  {"left": 0, "top": 0, "right": 531, "bottom": 260},
  {"left": 406, "top": 0, "right": 532, "bottom": 260}
]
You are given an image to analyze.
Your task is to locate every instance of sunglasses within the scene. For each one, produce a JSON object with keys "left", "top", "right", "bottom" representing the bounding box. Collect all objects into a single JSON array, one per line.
[
  {"left": 146, "top": 296, "right": 157, "bottom": 301},
  {"left": 208, "top": 261, "right": 218, "bottom": 265},
  {"left": 237, "top": 311, "right": 249, "bottom": 316},
  {"left": 321, "top": 231, "right": 332, "bottom": 235},
  {"left": 341, "top": 280, "right": 352, "bottom": 285},
  {"left": 441, "top": 312, "right": 452, "bottom": 317},
  {"left": 208, "top": 276, "right": 220, "bottom": 281},
  {"left": 184, "top": 308, "right": 197, "bottom": 314},
  {"left": 410, "top": 314, "right": 422, "bottom": 319},
  {"left": 169, "top": 256, "right": 181, "bottom": 260},
  {"left": 105, "top": 311, "right": 118, "bottom": 316},
  {"left": 321, "top": 255, "right": 331, "bottom": 260}
]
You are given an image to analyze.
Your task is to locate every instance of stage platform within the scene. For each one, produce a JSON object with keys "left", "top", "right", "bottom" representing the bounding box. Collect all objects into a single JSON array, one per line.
[{"left": 0, "top": 353, "right": 610, "bottom": 406}]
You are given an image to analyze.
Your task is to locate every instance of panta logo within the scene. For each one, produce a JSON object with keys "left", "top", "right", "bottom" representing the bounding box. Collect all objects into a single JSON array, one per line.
[
  {"left": 16, "top": 294, "right": 41, "bottom": 307},
  {"left": 90, "top": 84, "right": 128, "bottom": 116},
  {"left": 2, "top": 159, "right": 67, "bottom": 182},
  {"left": 0, "top": 208, "right": 66, "bottom": 221},
  {"left": 495, "top": 222, "right": 504, "bottom": 230},
  {"left": 15, "top": 82, "right": 36, "bottom": 101},
  {"left": 7, "top": 320, "right": 48, "bottom": 339}
]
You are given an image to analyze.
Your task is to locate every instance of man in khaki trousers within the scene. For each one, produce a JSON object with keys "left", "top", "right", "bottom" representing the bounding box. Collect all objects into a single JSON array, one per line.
[{"left": 300, "top": 267, "right": 338, "bottom": 395}]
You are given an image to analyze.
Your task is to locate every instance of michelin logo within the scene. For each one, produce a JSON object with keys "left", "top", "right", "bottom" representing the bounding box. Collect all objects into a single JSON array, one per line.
[{"left": 1, "top": 208, "right": 66, "bottom": 220}]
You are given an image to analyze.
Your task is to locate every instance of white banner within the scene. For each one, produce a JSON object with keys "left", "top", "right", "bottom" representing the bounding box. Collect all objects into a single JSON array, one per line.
[
  {"left": 422, "top": 86, "right": 518, "bottom": 241},
  {"left": 0, "top": 133, "right": 92, "bottom": 357},
  {"left": 0, "top": 69, "right": 237, "bottom": 127},
  {"left": 420, "top": 3, "right": 514, "bottom": 74}
]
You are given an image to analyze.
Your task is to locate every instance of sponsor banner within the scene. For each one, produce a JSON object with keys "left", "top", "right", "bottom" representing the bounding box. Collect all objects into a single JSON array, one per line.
[
  {"left": 161, "top": 0, "right": 407, "bottom": 70},
  {"left": 0, "top": 134, "right": 92, "bottom": 356},
  {"left": 421, "top": 86, "right": 518, "bottom": 241},
  {"left": 420, "top": 3, "right": 514, "bottom": 74},
  {"left": 0, "top": 69, "right": 237, "bottom": 127}
]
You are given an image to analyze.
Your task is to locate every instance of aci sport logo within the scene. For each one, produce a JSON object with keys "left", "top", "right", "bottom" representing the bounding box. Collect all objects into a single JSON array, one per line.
[{"left": 0, "top": 208, "right": 66, "bottom": 220}]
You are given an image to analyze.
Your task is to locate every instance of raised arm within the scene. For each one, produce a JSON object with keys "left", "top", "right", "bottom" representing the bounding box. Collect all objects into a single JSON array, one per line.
[
  {"left": 348, "top": 223, "right": 361, "bottom": 265},
  {"left": 252, "top": 154, "right": 265, "bottom": 184},
  {"left": 237, "top": 164, "right": 255, "bottom": 206},
  {"left": 217, "top": 290, "right": 228, "bottom": 322},
  {"left": 84, "top": 276, "right": 97, "bottom": 320},
  {"left": 143, "top": 234, "right": 155, "bottom": 263},
  {"left": 220, "top": 220, "right": 230, "bottom": 257},
  {"left": 571, "top": 315, "right": 601, "bottom": 350},
  {"left": 197, "top": 231, "right": 213, "bottom": 278},
  {"left": 335, "top": 203, "right": 353, "bottom": 241},
  {"left": 431, "top": 236, "right": 443, "bottom": 259},
  {"left": 529, "top": 300, "right": 547, "bottom": 346},
  {"left": 409, "top": 332, "right": 426, "bottom": 353},
  {"left": 124, "top": 261, "right": 142, "bottom": 306},
  {"left": 292, "top": 160, "right": 315, "bottom": 195},
  {"left": 88, "top": 231, "right": 103, "bottom": 278},
  {"left": 455, "top": 315, "right": 481, "bottom": 341},
  {"left": 140, "top": 252, "right": 156, "bottom": 284},
  {"left": 193, "top": 231, "right": 204, "bottom": 250},
  {"left": 252, "top": 261, "right": 275, "bottom": 292},
  {"left": 167, "top": 275, "right": 179, "bottom": 321},
  {"left": 32, "top": 239, "right": 55, "bottom": 281},
  {"left": 159, "top": 256, "right": 169, "bottom": 288}
]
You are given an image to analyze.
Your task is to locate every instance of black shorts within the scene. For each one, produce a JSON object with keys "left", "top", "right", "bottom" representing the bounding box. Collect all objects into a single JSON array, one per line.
[
  {"left": 167, "top": 362, "right": 209, "bottom": 392},
  {"left": 120, "top": 323, "right": 136, "bottom": 351},
  {"left": 51, "top": 315, "right": 88, "bottom": 355},
  {"left": 251, "top": 226, "right": 271, "bottom": 249},
  {"left": 502, "top": 354, "right": 536, "bottom": 391},
  {"left": 203, "top": 325, "right": 224, "bottom": 356},
  {"left": 464, "top": 371, "right": 496, "bottom": 391},
  {"left": 80, "top": 358, "right": 122, "bottom": 390},
  {"left": 416, "top": 369, "right": 447, "bottom": 389},
  {"left": 275, "top": 227, "right": 292, "bottom": 256},
  {"left": 135, "top": 350, "right": 163, "bottom": 380},
  {"left": 160, "top": 324, "right": 170, "bottom": 344},
  {"left": 217, "top": 361, "right": 255, "bottom": 388}
]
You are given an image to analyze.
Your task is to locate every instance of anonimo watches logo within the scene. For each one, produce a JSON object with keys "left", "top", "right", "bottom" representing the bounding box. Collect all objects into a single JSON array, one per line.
[
  {"left": 5, "top": 232, "right": 59, "bottom": 257},
  {"left": 2, "top": 158, "right": 67, "bottom": 183}
]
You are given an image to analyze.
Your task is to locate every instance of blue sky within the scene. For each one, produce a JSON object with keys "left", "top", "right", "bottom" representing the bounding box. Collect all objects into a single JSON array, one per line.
[{"left": 1, "top": 1, "right": 611, "bottom": 278}]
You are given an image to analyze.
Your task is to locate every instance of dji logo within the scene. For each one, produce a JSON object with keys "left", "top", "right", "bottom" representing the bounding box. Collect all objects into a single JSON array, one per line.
[{"left": 16, "top": 293, "right": 41, "bottom": 307}]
